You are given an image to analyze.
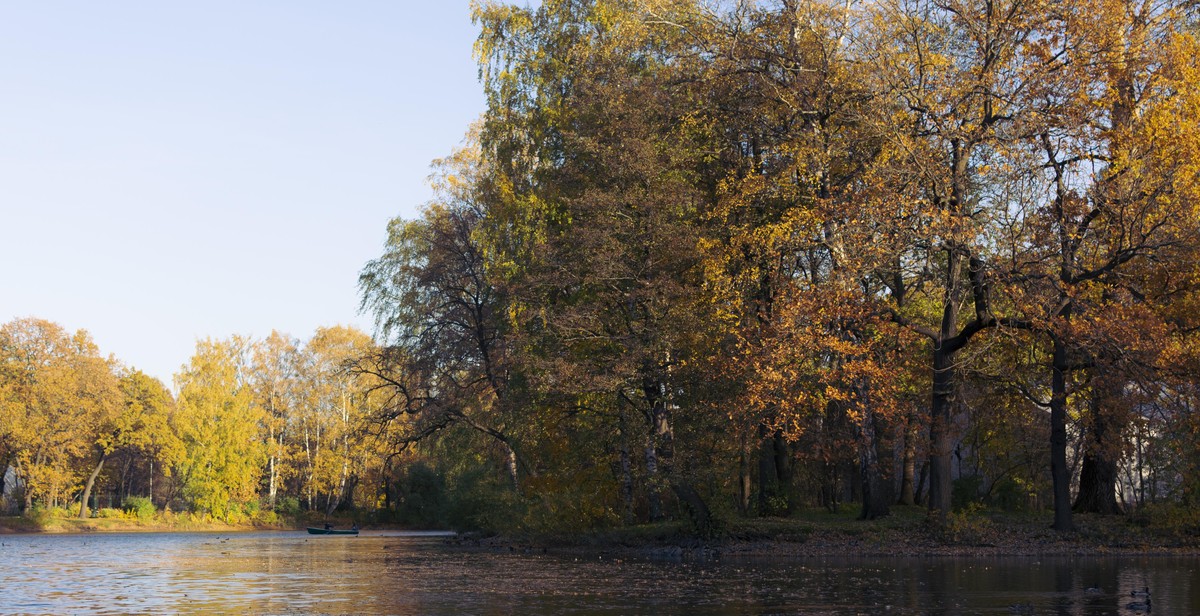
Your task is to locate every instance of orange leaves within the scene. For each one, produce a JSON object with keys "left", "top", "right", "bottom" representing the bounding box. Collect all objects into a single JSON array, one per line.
[{"left": 731, "top": 278, "right": 923, "bottom": 441}]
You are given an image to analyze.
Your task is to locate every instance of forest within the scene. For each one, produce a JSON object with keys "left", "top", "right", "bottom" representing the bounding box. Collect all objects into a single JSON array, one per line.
[{"left": 3, "top": 0, "right": 1199, "bottom": 537}]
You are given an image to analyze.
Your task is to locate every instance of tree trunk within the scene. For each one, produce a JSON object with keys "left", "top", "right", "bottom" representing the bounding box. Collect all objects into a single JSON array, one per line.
[
  {"left": 1075, "top": 451, "right": 1121, "bottom": 515},
  {"left": 644, "top": 433, "right": 662, "bottom": 522},
  {"left": 898, "top": 415, "right": 917, "bottom": 506},
  {"left": 79, "top": 453, "right": 107, "bottom": 518},
  {"left": 1049, "top": 335, "right": 1075, "bottom": 531},
  {"left": 0, "top": 454, "right": 8, "bottom": 509},
  {"left": 268, "top": 422, "right": 279, "bottom": 510},
  {"left": 671, "top": 481, "right": 715, "bottom": 538},
  {"left": 268, "top": 453, "right": 278, "bottom": 510},
  {"left": 14, "top": 458, "right": 31, "bottom": 513},
  {"left": 304, "top": 424, "right": 315, "bottom": 510},
  {"left": 328, "top": 391, "right": 352, "bottom": 515},
  {"left": 619, "top": 447, "right": 635, "bottom": 524},
  {"left": 504, "top": 443, "right": 519, "bottom": 491},
  {"left": 618, "top": 412, "right": 635, "bottom": 524},
  {"left": 325, "top": 463, "right": 348, "bottom": 517},
  {"left": 847, "top": 459, "right": 861, "bottom": 504},
  {"left": 1074, "top": 388, "right": 1123, "bottom": 515},
  {"left": 928, "top": 344, "right": 955, "bottom": 522},
  {"left": 757, "top": 424, "right": 779, "bottom": 516},
  {"left": 641, "top": 372, "right": 711, "bottom": 533},
  {"left": 820, "top": 399, "right": 845, "bottom": 513},
  {"left": 643, "top": 374, "right": 670, "bottom": 522},
  {"left": 858, "top": 403, "right": 892, "bottom": 520},
  {"left": 914, "top": 461, "right": 929, "bottom": 506},
  {"left": 738, "top": 436, "right": 752, "bottom": 515},
  {"left": 773, "top": 430, "right": 792, "bottom": 511}
]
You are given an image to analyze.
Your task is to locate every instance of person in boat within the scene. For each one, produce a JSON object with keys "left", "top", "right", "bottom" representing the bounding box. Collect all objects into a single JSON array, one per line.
[
  {"left": 351, "top": 522, "right": 359, "bottom": 531},
  {"left": 324, "top": 522, "right": 333, "bottom": 530}
]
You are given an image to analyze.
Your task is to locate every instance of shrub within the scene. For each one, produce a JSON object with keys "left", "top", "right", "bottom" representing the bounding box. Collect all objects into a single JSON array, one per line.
[
  {"left": 253, "top": 509, "right": 280, "bottom": 526},
  {"left": 26, "top": 505, "right": 64, "bottom": 525},
  {"left": 276, "top": 496, "right": 301, "bottom": 517},
  {"left": 97, "top": 507, "right": 124, "bottom": 519},
  {"left": 990, "top": 477, "right": 1035, "bottom": 512},
  {"left": 952, "top": 475, "right": 984, "bottom": 511},
  {"left": 123, "top": 496, "right": 156, "bottom": 521},
  {"left": 1131, "top": 502, "right": 1200, "bottom": 539},
  {"left": 440, "top": 465, "right": 516, "bottom": 532},
  {"left": 942, "top": 502, "right": 992, "bottom": 544},
  {"left": 396, "top": 462, "right": 447, "bottom": 527},
  {"left": 763, "top": 494, "right": 791, "bottom": 517}
]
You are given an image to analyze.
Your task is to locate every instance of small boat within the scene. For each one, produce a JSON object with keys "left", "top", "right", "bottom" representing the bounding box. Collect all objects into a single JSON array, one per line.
[{"left": 306, "top": 526, "right": 359, "bottom": 535}]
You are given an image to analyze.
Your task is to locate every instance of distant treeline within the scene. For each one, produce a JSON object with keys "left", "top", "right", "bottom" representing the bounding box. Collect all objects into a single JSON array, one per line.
[{"left": 0, "top": 318, "right": 403, "bottom": 523}]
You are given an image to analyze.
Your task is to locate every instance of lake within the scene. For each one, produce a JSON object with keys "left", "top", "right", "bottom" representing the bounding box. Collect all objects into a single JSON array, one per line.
[{"left": 0, "top": 530, "right": 1196, "bottom": 614}]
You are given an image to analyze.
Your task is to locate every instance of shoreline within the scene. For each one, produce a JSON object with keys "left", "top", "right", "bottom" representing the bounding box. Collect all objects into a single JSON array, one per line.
[
  {"left": 441, "top": 509, "right": 1200, "bottom": 559},
  {"left": 0, "top": 517, "right": 282, "bottom": 535},
  {"left": 446, "top": 533, "right": 1200, "bottom": 560},
  {"left": 0, "top": 515, "right": 440, "bottom": 536},
  {"left": 5, "top": 507, "right": 1197, "bottom": 559}
]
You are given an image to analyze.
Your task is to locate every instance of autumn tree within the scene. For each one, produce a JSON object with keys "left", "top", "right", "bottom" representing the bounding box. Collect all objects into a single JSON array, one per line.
[
  {"left": 296, "top": 326, "right": 377, "bottom": 515},
  {"left": 0, "top": 318, "right": 120, "bottom": 513},
  {"left": 109, "top": 370, "right": 183, "bottom": 508},
  {"left": 173, "top": 337, "right": 264, "bottom": 519},
  {"left": 978, "top": 0, "right": 1200, "bottom": 529},
  {"left": 249, "top": 331, "right": 301, "bottom": 510},
  {"left": 849, "top": 0, "right": 1074, "bottom": 522},
  {"left": 473, "top": 0, "right": 737, "bottom": 531},
  {"left": 77, "top": 368, "right": 183, "bottom": 518},
  {"left": 359, "top": 140, "right": 530, "bottom": 492}
]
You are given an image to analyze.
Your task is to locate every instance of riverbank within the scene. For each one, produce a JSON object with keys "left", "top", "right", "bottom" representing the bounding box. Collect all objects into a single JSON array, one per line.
[
  {"left": 0, "top": 509, "right": 379, "bottom": 534},
  {"left": 447, "top": 505, "right": 1200, "bottom": 559},
  {"left": 0, "top": 514, "right": 284, "bottom": 534},
  {"left": 6, "top": 504, "right": 1197, "bottom": 558}
]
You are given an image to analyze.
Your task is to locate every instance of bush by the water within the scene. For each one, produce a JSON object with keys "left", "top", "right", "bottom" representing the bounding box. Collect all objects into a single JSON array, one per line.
[
  {"left": 123, "top": 496, "right": 156, "bottom": 521},
  {"left": 275, "top": 496, "right": 301, "bottom": 517}
]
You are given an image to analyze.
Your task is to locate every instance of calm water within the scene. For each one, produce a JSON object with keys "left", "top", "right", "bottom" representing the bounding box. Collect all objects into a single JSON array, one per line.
[{"left": 0, "top": 530, "right": 1196, "bottom": 614}]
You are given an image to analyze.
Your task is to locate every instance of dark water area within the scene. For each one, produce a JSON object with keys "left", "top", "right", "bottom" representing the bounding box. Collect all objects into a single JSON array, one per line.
[{"left": 0, "top": 530, "right": 1195, "bottom": 614}]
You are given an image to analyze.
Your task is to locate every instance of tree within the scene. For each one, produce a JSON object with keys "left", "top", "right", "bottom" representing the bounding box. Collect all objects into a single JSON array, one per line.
[
  {"left": 360, "top": 141, "right": 528, "bottom": 491},
  {"left": 995, "top": 0, "right": 1200, "bottom": 528},
  {"left": 474, "top": 0, "right": 729, "bottom": 531},
  {"left": 249, "top": 331, "right": 301, "bottom": 510},
  {"left": 299, "top": 326, "right": 376, "bottom": 515},
  {"left": 77, "top": 367, "right": 170, "bottom": 519},
  {"left": 173, "top": 338, "right": 264, "bottom": 519},
  {"left": 0, "top": 318, "right": 120, "bottom": 513},
  {"left": 857, "top": 0, "right": 1063, "bottom": 522},
  {"left": 109, "top": 371, "right": 183, "bottom": 509}
]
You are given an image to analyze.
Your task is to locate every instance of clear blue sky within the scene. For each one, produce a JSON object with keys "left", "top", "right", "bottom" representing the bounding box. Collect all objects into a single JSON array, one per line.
[{"left": 0, "top": 2, "right": 487, "bottom": 386}]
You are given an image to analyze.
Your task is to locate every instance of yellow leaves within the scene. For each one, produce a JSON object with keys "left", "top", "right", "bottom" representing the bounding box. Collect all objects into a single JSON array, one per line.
[
  {"left": 175, "top": 337, "right": 265, "bottom": 516},
  {"left": 0, "top": 318, "right": 122, "bottom": 507}
]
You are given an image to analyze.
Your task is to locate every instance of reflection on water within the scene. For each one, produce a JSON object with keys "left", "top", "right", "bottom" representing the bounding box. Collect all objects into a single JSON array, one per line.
[{"left": 0, "top": 530, "right": 1197, "bottom": 614}]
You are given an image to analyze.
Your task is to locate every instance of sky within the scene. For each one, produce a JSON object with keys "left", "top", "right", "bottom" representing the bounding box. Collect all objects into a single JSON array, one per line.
[{"left": 0, "top": 2, "right": 487, "bottom": 386}]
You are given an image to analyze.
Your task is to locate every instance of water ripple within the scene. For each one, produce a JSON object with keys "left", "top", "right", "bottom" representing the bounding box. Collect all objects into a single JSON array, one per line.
[{"left": 1, "top": 532, "right": 1198, "bottom": 614}]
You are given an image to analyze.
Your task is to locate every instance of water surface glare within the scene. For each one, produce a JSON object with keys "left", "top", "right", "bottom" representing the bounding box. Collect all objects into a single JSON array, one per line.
[{"left": 1, "top": 531, "right": 1197, "bottom": 614}]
